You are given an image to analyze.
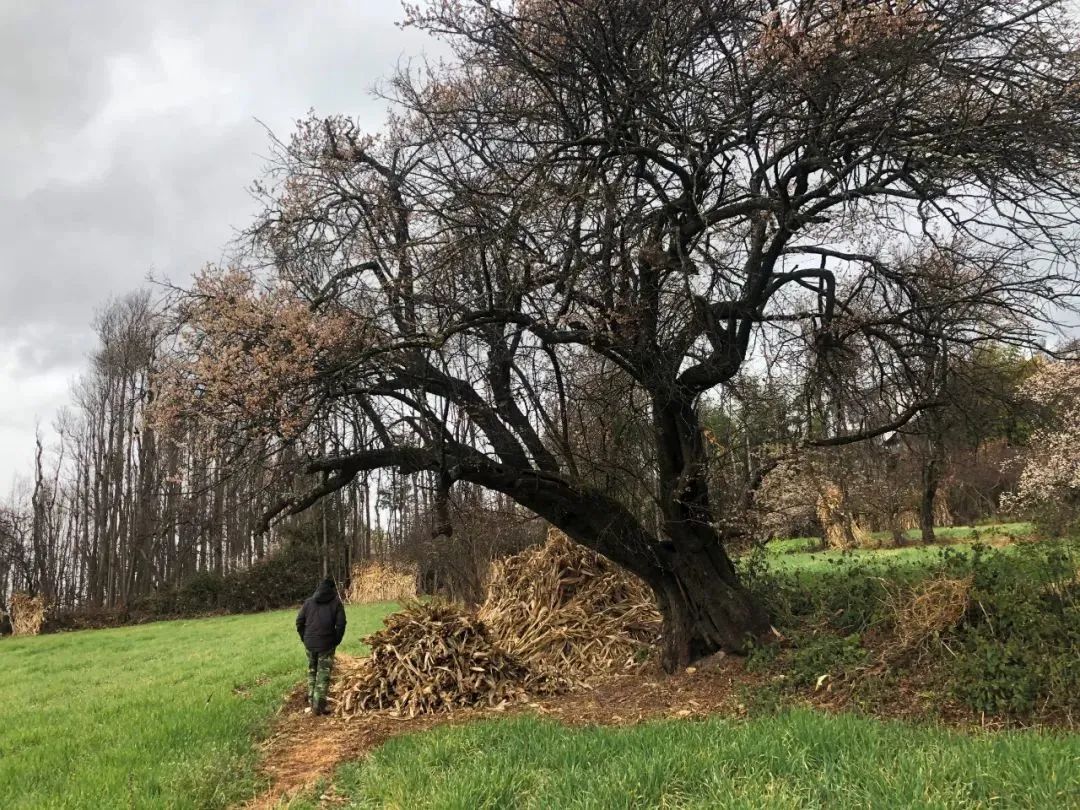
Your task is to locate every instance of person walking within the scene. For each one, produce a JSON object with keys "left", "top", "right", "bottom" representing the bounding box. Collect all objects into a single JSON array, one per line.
[{"left": 295, "top": 577, "right": 347, "bottom": 716}]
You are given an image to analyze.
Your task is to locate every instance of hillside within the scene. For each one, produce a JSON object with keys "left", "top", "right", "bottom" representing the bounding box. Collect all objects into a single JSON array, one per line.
[
  {"left": 0, "top": 604, "right": 394, "bottom": 809},
  {"left": 2, "top": 535, "right": 1078, "bottom": 808}
]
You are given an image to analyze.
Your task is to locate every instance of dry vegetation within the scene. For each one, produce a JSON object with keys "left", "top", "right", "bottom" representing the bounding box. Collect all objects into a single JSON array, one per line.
[
  {"left": 345, "top": 561, "right": 416, "bottom": 605},
  {"left": 479, "top": 529, "right": 662, "bottom": 681},
  {"left": 8, "top": 592, "right": 45, "bottom": 637},
  {"left": 880, "top": 574, "right": 973, "bottom": 662},
  {"left": 816, "top": 483, "right": 872, "bottom": 549},
  {"left": 331, "top": 602, "right": 550, "bottom": 718},
  {"left": 330, "top": 530, "right": 662, "bottom": 720}
]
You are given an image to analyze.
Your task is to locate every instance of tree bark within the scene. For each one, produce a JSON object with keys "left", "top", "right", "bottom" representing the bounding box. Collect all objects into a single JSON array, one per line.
[
  {"left": 920, "top": 456, "right": 941, "bottom": 544},
  {"left": 651, "top": 539, "right": 771, "bottom": 670},
  {"left": 552, "top": 507, "right": 769, "bottom": 671},
  {"left": 649, "top": 393, "right": 771, "bottom": 668},
  {"left": 920, "top": 429, "right": 944, "bottom": 544}
]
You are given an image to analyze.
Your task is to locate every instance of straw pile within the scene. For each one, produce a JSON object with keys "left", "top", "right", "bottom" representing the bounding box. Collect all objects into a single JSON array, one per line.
[
  {"left": 896, "top": 499, "right": 953, "bottom": 532},
  {"left": 9, "top": 592, "right": 46, "bottom": 637},
  {"left": 329, "top": 529, "right": 663, "bottom": 719},
  {"left": 346, "top": 560, "right": 416, "bottom": 604},
  {"left": 478, "top": 528, "right": 662, "bottom": 681},
  {"left": 332, "top": 600, "right": 554, "bottom": 718},
  {"left": 882, "top": 574, "right": 972, "bottom": 659},
  {"left": 817, "top": 483, "right": 871, "bottom": 549}
]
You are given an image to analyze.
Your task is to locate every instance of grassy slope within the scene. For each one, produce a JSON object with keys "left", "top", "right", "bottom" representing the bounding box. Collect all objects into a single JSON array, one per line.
[
  {"left": 0, "top": 603, "right": 395, "bottom": 810},
  {"left": 289, "top": 713, "right": 1079, "bottom": 809},
  {"left": 762, "top": 523, "right": 1036, "bottom": 573},
  {"left": 767, "top": 522, "right": 1034, "bottom": 557}
]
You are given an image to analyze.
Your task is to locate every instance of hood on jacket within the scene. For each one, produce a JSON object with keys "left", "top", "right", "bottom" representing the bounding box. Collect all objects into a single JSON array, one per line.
[{"left": 313, "top": 578, "right": 337, "bottom": 603}]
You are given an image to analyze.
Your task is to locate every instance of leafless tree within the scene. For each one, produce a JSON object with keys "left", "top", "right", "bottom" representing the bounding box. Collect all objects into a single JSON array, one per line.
[{"left": 167, "top": 0, "right": 1080, "bottom": 667}]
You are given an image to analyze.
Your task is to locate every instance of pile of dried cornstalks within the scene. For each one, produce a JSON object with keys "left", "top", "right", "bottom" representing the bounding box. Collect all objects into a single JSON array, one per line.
[
  {"left": 881, "top": 574, "right": 972, "bottom": 660},
  {"left": 346, "top": 560, "right": 416, "bottom": 605},
  {"left": 817, "top": 483, "right": 871, "bottom": 549},
  {"left": 478, "top": 528, "right": 662, "bottom": 681},
  {"left": 9, "top": 592, "right": 46, "bottom": 636},
  {"left": 331, "top": 529, "right": 663, "bottom": 719},
  {"left": 332, "top": 601, "right": 555, "bottom": 718},
  {"left": 896, "top": 499, "right": 953, "bottom": 532}
]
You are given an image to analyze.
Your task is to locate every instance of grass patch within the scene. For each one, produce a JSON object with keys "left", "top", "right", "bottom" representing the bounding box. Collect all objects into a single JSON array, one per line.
[
  {"left": 288, "top": 712, "right": 1079, "bottom": 809},
  {"left": 764, "top": 524, "right": 1035, "bottom": 563},
  {"left": 765, "top": 536, "right": 822, "bottom": 555},
  {"left": 761, "top": 535, "right": 1032, "bottom": 577},
  {"left": 868, "top": 522, "right": 1036, "bottom": 544},
  {"left": 0, "top": 603, "right": 395, "bottom": 809}
]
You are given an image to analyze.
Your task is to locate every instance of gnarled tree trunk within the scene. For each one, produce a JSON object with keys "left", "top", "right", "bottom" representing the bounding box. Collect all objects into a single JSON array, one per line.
[
  {"left": 651, "top": 536, "right": 771, "bottom": 670},
  {"left": 469, "top": 458, "right": 771, "bottom": 673},
  {"left": 650, "top": 393, "right": 771, "bottom": 668}
]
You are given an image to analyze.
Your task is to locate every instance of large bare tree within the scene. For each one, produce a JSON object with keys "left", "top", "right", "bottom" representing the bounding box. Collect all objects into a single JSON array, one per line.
[{"left": 160, "top": 0, "right": 1080, "bottom": 668}]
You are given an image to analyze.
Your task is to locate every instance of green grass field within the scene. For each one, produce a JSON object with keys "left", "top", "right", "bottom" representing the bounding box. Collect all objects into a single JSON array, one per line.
[
  {"left": 1, "top": 528, "right": 1076, "bottom": 809},
  {"left": 766, "top": 522, "right": 1034, "bottom": 557},
  {"left": 287, "top": 713, "right": 1080, "bottom": 809},
  {"left": 0, "top": 603, "right": 394, "bottom": 809},
  {"left": 760, "top": 523, "right": 1036, "bottom": 574}
]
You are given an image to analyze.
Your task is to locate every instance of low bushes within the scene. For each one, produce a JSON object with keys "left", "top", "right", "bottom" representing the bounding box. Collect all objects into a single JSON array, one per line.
[
  {"left": 132, "top": 539, "right": 324, "bottom": 617},
  {"left": 947, "top": 545, "right": 1079, "bottom": 716},
  {"left": 741, "top": 540, "right": 1080, "bottom": 723},
  {"left": 43, "top": 539, "right": 338, "bottom": 632}
]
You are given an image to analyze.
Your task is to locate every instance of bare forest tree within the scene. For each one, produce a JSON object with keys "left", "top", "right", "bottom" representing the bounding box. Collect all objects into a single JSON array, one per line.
[
  {"left": 155, "top": 0, "right": 1080, "bottom": 668},
  {"left": 0, "top": 292, "right": 426, "bottom": 614}
]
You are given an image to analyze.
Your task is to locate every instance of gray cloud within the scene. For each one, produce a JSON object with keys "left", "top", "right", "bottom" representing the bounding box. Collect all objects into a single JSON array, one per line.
[{"left": 0, "top": 0, "right": 442, "bottom": 486}]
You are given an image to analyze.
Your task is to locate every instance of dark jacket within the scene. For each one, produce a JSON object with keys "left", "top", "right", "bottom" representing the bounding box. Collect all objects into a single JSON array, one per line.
[{"left": 296, "top": 580, "right": 346, "bottom": 653}]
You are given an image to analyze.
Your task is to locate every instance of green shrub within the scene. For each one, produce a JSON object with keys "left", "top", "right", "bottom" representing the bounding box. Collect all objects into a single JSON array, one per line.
[
  {"left": 172, "top": 572, "right": 229, "bottom": 615},
  {"left": 742, "top": 549, "right": 906, "bottom": 635},
  {"left": 742, "top": 537, "right": 1080, "bottom": 720},
  {"left": 220, "top": 539, "right": 323, "bottom": 613},
  {"left": 786, "top": 633, "right": 869, "bottom": 688},
  {"left": 946, "top": 543, "right": 1079, "bottom": 717},
  {"left": 130, "top": 538, "right": 325, "bottom": 619}
]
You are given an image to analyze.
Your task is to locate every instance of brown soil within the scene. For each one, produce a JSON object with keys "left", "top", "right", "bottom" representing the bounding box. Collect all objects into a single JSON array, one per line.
[
  {"left": 241, "top": 652, "right": 752, "bottom": 809},
  {"left": 240, "top": 644, "right": 1074, "bottom": 810}
]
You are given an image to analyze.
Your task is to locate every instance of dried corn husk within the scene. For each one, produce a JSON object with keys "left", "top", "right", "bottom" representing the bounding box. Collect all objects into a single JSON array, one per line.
[
  {"left": 332, "top": 601, "right": 556, "bottom": 718},
  {"left": 332, "top": 529, "right": 662, "bottom": 719},
  {"left": 346, "top": 561, "right": 416, "bottom": 604},
  {"left": 817, "top": 483, "right": 872, "bottom": 549},
  {"left": 478, "top": 528, "right": 661, "bottom": 681},
  {"left": 9, "top": 592, "right": 46, "bottom": 636}
]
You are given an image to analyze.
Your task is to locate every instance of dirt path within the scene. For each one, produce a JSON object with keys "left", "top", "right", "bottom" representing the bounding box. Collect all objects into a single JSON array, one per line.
[{"left": 240, "top": 654, "right": 749, "bottom": 809}]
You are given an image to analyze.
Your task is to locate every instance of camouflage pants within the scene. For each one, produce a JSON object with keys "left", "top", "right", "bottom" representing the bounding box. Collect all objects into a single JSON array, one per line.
[{"left": 306, "top": 648, "right": 335, "bottom": 706}]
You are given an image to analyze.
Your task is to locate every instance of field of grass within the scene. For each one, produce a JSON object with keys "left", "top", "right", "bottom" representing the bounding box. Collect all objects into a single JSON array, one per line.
[
  {"left": 0, "top": 603, "right": 395, "bottom": 809},
  {"left": 759, "top": 523, "right": 1037, "bottom": 574},
  {"left": 766, "top": 522, "right": 1034, "bottom": 557},
  {"left": 2, "top": 529, "right": 1075, "bottom": 809},
  {"left": 288, "top": 712, "right": 1080, "bottom": 809}
]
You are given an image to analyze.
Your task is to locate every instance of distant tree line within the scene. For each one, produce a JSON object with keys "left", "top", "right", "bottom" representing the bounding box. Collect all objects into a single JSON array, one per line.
[{"left": 0, "top": 292, "right": 504, "bottom": 613}]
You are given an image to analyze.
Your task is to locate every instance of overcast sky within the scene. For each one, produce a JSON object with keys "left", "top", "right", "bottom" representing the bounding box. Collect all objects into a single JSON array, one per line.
[{"left": 1, "top": 0, "right": 439, "bottom": 491}]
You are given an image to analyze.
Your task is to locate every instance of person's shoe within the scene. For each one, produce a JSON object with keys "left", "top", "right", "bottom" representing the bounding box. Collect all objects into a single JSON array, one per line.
[{"left": 314, "top": 699, "right": 328, "bottom": 716}]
